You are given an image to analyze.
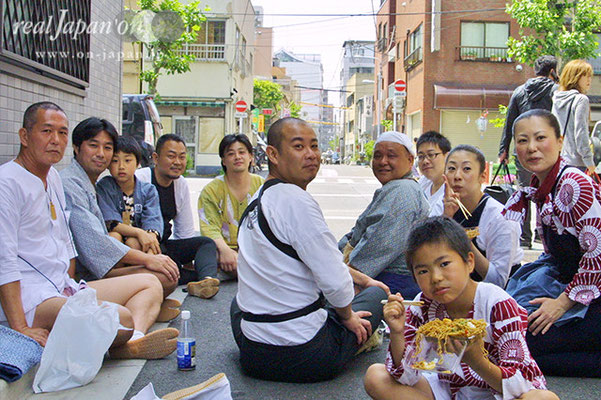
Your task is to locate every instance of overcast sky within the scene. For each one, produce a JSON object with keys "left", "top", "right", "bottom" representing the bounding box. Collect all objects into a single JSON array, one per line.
[{"left": 252, "top": 0, "right": 381, "bottom": 96}]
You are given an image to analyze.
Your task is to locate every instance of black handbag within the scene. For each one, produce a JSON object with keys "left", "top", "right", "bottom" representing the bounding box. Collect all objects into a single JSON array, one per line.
[{"left": 484, "top": 163, "right": 516, "bottom": 204}]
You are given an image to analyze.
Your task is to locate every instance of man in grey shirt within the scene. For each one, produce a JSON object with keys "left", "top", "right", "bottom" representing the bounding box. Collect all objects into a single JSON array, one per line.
[{"left": 61, "top": 117, "right": 179, "bottom": 297}]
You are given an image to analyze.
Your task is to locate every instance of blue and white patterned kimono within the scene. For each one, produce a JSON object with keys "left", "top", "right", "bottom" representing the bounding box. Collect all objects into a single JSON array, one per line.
[
  {"left": 60, "top": 159, "right": 129, "bottom": 280},
  {"left": 338, "top": 175, "right": 429, "bottom": 297}
]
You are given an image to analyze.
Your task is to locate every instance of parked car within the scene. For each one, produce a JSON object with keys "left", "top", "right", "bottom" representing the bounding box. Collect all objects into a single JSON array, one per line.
[{"left": 122, "top": 94, "right": 163, "bottom": 167}]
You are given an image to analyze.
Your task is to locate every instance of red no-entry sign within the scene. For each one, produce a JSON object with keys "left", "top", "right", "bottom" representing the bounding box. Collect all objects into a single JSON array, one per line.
[
  {"left": 235, "top": 100, "right": 247, "bottom": 113},
  {"left": 394, "top": 79, "right": 406, "bottom": 92}
]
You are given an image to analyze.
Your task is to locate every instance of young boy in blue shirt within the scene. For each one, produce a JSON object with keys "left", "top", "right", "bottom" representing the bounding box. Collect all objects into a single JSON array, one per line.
[{"left": 97, "top": 136, "right": 163, "bottom": 254}]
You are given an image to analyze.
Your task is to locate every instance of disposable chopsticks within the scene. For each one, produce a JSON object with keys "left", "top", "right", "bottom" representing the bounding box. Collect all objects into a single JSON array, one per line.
[
  {"left": 381, "top": 300, "right": 424, "bottom": 306},
  {"left": 456, "top": 198, "right": 472, "bottom": 220}
]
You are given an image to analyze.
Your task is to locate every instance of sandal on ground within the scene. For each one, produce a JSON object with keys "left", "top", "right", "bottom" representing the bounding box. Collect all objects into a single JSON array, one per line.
[
  {"left": 156, "top": 298, "right": 182, "bottom": 322},
  {"left": 187, "top": 277, "right": 220, "bottom": 299},
  {"left": 109, "top": 327, "right": 179, "bottom": 359},
  {"left": 355, "top": 329, "right": 383, "bottom": 355}
]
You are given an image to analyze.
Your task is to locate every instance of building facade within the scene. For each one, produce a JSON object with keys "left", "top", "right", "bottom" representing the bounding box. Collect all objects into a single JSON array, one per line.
[
  {"left": 253, "top": 26, "right": 273, "bottom": 80},
  {"left": 339, "top": 40, "right": 375, "bottom": 159},
  {"left": 253, "top": 7, "right": 273, "bottom": 80},
  {"left": 343, "top": 73, "right": 374, "bottom": 159},
  {"left": 340, "top": 40, "right": 375, "bottom": 105},
  {"left": 1, "top": 0, "right": 124, "bottom": 167},
  {"left": 123, "top": 0, "right": 256, "bottom": 175},
  {"left": 273, "top": 49, "right": 330, "bottom": 143},
  {"left": 374, "top": 0, "right": 535, "bottom": 160}
]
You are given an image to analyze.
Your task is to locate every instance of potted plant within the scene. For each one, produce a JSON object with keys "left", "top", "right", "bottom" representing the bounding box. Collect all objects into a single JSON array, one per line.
[{"left": 463, "top": 51, "right": 477, "bottom": 61}]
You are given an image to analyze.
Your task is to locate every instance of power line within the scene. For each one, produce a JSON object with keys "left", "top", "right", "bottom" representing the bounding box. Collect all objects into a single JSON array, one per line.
[
  {"left": 296, "top": 85, "right": 350, "bottom": 92},
  {"left": 270, "top": 16, "right": 350, "bottom": 29},
  {"left": 212, "top": 9, "right": 506, "bottom": 17},
  {"left": 300, "top": 102, "right": 349, "bottom": 110}
]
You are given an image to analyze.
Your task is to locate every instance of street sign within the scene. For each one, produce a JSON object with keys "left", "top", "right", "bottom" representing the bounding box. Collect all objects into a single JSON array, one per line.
[
  {"left": 394, "top": 91, "right": 407, "bottom": 97},
  {"left": 235, "top": 112, "right": 247, "bottom": 118},
  {"left": 262, "top": 108, "right": 273, "bottom": 115},
  {"left": 394, "top": 79, "right": 406, "bottom": 92},
  {"left": 235, "top": 100, "right": 247, "bottom": 113},
  {"left": 393, "top": 96, "right": 404, "bottom": 112},
  {"left": 258, "top": 114, "right": 265, "bottom": 132}
]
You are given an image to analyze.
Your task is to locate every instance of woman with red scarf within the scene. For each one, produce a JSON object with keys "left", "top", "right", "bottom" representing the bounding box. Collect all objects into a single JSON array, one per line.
[{"left": 503, "top": 109, "right": 601, "bottom": 377}]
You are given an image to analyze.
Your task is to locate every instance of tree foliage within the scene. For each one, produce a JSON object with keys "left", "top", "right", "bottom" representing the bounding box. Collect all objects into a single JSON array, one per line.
[
  {"left": 289, "top": 101, "right": 302, "bottom": 118},
  {"left": 489, "top": 105, "right": 508, "bottom": 128},
  {"left": 381, "top": 119, "right": 393, "bottom": 131},
  {"left": 364, "top": 140, "right": 375, "bottom": 161},
  {"left": 507, "top": 0, "right": 601, "bottom": 66},
  {"left": 134, "top": 0, "right": 206, "bottom": 96},
  {"left": 253, "top": 79, "right": 285, "bottom": 111}
]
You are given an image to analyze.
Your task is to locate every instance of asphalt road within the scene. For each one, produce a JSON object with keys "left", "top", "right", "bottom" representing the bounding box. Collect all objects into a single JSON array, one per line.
[{"left": 127, "top": 165, "right": 601, "bottom": 400}]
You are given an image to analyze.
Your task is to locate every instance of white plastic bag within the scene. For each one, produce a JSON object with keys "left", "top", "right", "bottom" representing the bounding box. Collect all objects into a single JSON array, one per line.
[{"left": 33, "top": 287, "right": 119, "bottom": 393}]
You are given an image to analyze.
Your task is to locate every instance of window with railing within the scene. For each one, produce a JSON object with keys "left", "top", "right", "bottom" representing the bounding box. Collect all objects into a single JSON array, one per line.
[
  {"left": 404, "top": 24, "right": 422, "bottom": 71},
  {"left": 459, "top": 21, "right": 510, "bottom": 62},
  {"left": 1, "top": 0, "right": 91, "bottom": 86},
  {"left": 175, "top": 20, "right": 225, "bottom": 60}
]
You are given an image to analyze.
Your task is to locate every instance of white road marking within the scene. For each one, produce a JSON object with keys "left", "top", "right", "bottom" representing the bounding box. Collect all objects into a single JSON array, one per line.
[
  {"left": 319, "top": 168, "right": 338, "bottom": 177},
  {"left": 311, "top": 194, "right": 372, "bottom": 198},
  {"left": 337, "top": 178, "right": 354, "bottom": 184}
]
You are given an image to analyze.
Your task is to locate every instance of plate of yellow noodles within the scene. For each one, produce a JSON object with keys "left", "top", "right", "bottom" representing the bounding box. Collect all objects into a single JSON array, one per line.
[{"left": 409, "top": 318, "right": 487, "bottom": 374}]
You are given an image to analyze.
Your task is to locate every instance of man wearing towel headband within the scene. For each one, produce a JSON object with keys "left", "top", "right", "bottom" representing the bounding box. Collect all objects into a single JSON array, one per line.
[
  {"left": 230, "top": 117, "right": 386, "bottom": 383},
  {"left": 339, "top": 131, "right": 429, "bottom": 299}
]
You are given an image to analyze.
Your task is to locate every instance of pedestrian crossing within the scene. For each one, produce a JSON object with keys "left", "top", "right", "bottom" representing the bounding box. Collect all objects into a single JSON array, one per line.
[{"left": 311, "top": 177, "right": 379, "bottom": 185}]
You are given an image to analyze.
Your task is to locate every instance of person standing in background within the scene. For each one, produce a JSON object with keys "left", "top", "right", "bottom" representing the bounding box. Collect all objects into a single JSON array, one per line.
[
  {"left": 498, "top": 55, "right": 558, "bottom": 249},
  {"left": 552, "top": 59, "right": 594, "bottom": 173}
]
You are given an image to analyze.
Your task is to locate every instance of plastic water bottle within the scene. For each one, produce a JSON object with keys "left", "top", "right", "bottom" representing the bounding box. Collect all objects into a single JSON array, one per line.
[{"left": 177, "top": 310, "right": 196, "bottom": 370}]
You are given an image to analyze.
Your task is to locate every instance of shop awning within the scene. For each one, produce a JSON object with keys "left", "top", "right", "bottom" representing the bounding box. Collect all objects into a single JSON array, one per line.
[
  {"left": 433, "top": 84, "right": 514, "bottom": 110},
  {"left": 154, "top": 100, "right": 225, "bottom": 107}
]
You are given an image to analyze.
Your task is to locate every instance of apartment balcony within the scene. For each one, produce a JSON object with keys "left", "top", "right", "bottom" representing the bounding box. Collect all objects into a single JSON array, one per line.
[
  {"left": 456, "top": 46, "right": 512, "bottom": 63},
  {"left": 404, "top": 47, "right": 422, "bottom": 71},
  {"left": 174, "top": 44, "right": 226, "bottom": 61}
]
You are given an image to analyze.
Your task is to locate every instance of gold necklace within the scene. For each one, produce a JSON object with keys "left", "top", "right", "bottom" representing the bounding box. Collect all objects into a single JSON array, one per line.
[{"left": 47, "top": 185, "right": 57, "bottom": 220}]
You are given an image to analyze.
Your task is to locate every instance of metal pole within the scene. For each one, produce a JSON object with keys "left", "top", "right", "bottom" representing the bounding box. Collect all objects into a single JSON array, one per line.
[
  {"left": 239, "top": 117, "right": 242, "bottom": 134},
  {"left": 377, "top": 71, "right": 382, "bottom": 137}
]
